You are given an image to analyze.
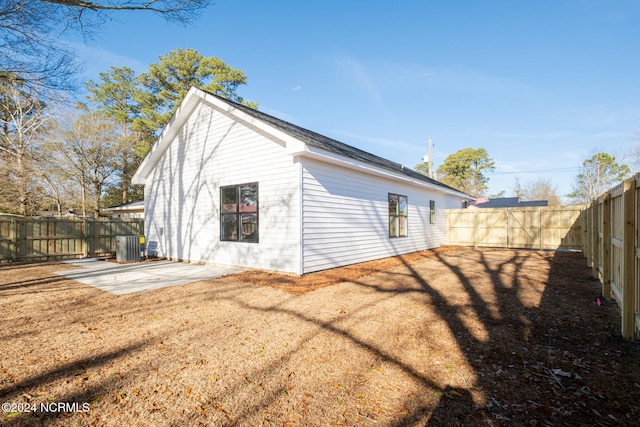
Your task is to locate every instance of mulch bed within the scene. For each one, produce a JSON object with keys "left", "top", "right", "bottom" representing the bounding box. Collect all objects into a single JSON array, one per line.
[{"left": 1, "top": 247, "right": 640, "bottom": 426}]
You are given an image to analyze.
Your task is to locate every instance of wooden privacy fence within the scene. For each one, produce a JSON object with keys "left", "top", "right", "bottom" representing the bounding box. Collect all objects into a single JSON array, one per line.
[
  {"left": 0, "top": 217, "right": 144, "bottom": 262},
  {"left": 582, "top": 172, "right": 640, "bottom": 340},
  {"left": 447, "top": 206, "right": 585, "bottom": 250}
]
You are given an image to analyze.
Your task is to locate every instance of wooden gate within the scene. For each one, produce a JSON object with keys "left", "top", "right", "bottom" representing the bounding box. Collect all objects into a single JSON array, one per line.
[{"left": 447, "top": 206, "right": 585, "bottom": 250}]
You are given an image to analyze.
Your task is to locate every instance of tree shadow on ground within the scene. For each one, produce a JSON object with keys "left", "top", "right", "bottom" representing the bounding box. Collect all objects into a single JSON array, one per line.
[
  {"left": 206, "top": 248, "right": 559, "bottom": 425},
  {"left": 405, "top": 249, "right": 640, "bottom": 426},
  {"left": 2, "top": 249, "right": 640, "bottom": 426}
]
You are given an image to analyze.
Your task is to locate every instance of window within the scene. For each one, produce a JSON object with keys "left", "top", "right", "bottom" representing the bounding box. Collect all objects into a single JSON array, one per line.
[
  {"left": 430, "top": 200, "right": 436, "bottom": 224},
  {"left": 220, "top": 183, "right": 258, "bottom": 242},
  {"left": 389, "top": 193, "right": 408, "bottom": 237}
]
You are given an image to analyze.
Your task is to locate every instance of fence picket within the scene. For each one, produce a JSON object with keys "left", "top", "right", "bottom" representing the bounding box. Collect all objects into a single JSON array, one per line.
[
  {"left": 0, "top": 217, "right": 143, "bottom": 262},
  {"left": 449, "top": 186, "right": 640, "bottom": 341},
  {"left": 447, "top": 206, "right": 585, "bottom": 250},
  {"left": 622, "top": 178, "right": 636, "bottom": 339},
  {"left": 579, "top": 172, "right": 640, "bottom": 340}
]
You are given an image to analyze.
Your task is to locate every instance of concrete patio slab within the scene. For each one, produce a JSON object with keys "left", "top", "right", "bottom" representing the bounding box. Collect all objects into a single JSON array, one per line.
[{"left": 55, "top": 259, "right": 245, "bottom": 295}]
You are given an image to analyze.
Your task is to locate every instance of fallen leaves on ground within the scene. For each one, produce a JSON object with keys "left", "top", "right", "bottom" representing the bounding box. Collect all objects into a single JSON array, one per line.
[{"left": 1, "top": 248, "right": 640, "bottom": 426}]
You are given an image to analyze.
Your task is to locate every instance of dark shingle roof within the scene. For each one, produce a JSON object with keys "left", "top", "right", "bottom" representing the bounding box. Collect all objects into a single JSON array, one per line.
[
  {"left": 471, "top": 197, "right": 548, "bottom": 208},
  {"left": 206, "top": 90, "right": 465, "bottom": 195},
  {"left": 519, "top": 200, "right": 548, "bottom": 207},
  {"left": 474, "top": 197, "right": 519, "bottom": 208}
]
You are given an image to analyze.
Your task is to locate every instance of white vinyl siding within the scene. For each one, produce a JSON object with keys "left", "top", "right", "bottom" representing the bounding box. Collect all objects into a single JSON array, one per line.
[
  {"left": 301, "top": 158, "right": 460, "bottom": 274},
  {"left": 145, "top": 102, "right": 300, "bottom": 274}
]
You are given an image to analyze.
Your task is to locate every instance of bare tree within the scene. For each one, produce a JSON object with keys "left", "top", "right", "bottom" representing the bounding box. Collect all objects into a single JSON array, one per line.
[
  {"left": 43, "top": 0, "right": 211, "bottom": 21},
  {"left": 622, "top": 132, "right": 640, "bottom": 173},
  {"left": 50, "top": 110, "right": 119, "bottom": 217},
  {"left": 34, "top": 147, "right": 80, "bottom": 217},
  {"left": 568, "top": 152, "right": 631, "bottom": 204},
  {"left": 512, "top": 176, "right": 524, "bottom": 199},
  {"left": 0, "top": 80, "right": 52, "bottom": 214},
  {"left": 520, "top": 178, "right": 562, "bottom": 206},
  {"left": 0, "top": 0, "right": 211, "bottom": 91},
  {"left": 1, "top": 3, "right": 81, "bottom": 92}
]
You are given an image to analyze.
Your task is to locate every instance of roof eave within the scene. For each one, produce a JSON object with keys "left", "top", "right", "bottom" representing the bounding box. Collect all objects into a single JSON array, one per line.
[
  {"left": 131, "top": 88, "right": 202, "bottom": 185},
  {"left": 131, "top": 87, "right": 469, "bottom": 201},
  {"left": 131, "top": 88, "right": 309, "bottom": 185},
  {"left": 291, "top": 147, "right": 469, "bottom": 198}
]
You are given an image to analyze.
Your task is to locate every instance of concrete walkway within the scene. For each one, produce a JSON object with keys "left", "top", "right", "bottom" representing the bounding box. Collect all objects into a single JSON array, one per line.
[{"left": 55, "top": 259, "right": 245, "bottom": 295}]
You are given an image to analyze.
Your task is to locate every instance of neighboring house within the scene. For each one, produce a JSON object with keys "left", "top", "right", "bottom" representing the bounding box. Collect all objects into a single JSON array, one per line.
[
  {"left": 132, "top": 87, "right": 470, "bottom": 274},
  {"left": 102, "top": 200, "right": 145, "bottom": 219},
  {"left": 470, "top": 197, "right": 548, "bottom": 208}
]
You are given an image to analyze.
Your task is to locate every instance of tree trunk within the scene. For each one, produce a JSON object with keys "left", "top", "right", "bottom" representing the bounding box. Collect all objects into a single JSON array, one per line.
[
  {"left": 94, "top": 181, "right": 102, "bottom": 218},
  {"left": 81, "top": 176, "right": 87, "bottom": 218}
]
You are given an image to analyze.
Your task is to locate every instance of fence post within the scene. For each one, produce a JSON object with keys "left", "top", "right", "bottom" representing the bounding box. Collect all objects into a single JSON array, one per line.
[
  {"left": 622, "top": 178, "right": 636, "bottom": 340},
  {"left": 635, "top": 174, "right": 640, "bottom": 334},
  {"left": 602, "top": 192, "right": 612, "bottom": 298},
  {"left": 592, "top": 202, "right": 600, "bottom": 279},
  {"left": 581, "top": 207, "right": 587, "bottom": 260},
  {"left": 539, "top": 207, "right": 544, "bottom": 250},
  {"left": 584, "top": 206, "right": 590, "bottom": 264},
  {"left": 82, "top": 218, "right": 89, "bottom": 258},
  {"left": 583, "top": 206, "right": 591, "bottom": 265},
  {"left": 506, "top": 208, "right": 510, "bottom": 248},
  {"left": 9, "top": 217, "right": 17, "bottom": 261}
]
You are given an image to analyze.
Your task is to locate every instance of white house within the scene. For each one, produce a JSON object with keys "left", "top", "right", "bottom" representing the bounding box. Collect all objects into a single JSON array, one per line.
[
  {"left": 132, "top": 87, "right": 469, "bottom": 274},
  {"left": 102, "top": 199, "right": 145, "bottom": 219}
]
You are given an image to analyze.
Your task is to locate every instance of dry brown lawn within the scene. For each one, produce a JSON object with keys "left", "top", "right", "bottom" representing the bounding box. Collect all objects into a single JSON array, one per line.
[{"left": 1, "top": 247, "right": 640, "bottom": 426}]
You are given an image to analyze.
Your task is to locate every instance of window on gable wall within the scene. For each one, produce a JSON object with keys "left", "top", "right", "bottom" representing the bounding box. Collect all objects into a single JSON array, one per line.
[
  {"left": 389, "top": 193, "right": 408, "bottom": 237},
  {"left": 220, "top": 183, "right": 259, "bottom": 243}
]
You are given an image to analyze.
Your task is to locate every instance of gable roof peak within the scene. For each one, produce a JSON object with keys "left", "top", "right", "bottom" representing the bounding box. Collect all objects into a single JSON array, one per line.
[{"left": 133, "top": 87, "right": 468, "bottom": 198}]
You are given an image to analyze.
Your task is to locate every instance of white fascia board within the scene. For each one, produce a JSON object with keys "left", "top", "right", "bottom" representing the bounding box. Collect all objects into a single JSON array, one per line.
[
  {"left": 132, "top": 88, "right": 308, "bottom": 185},
  {"left": 102, "top": 208, "right": 143, "bottom": 213},
  {"left": 198, "top": 93, "right": 308, "bottom": 154},
  {"left": 131, "top": 88, "right": 202, "bottom": 185},
  {"left": 131, "top": 87, "right": 308, "bottom": 185},
  {"left": 103, "top": 202, "right": 144, "bottom": 212},
  {"left": 291, "top": 147, "right": 468, "bottom": 198}
]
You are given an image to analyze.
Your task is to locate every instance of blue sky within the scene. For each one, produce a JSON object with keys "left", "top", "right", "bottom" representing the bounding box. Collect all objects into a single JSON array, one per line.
[{"left": 69, "top": 0, "right": 640, "bottom": 202}]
